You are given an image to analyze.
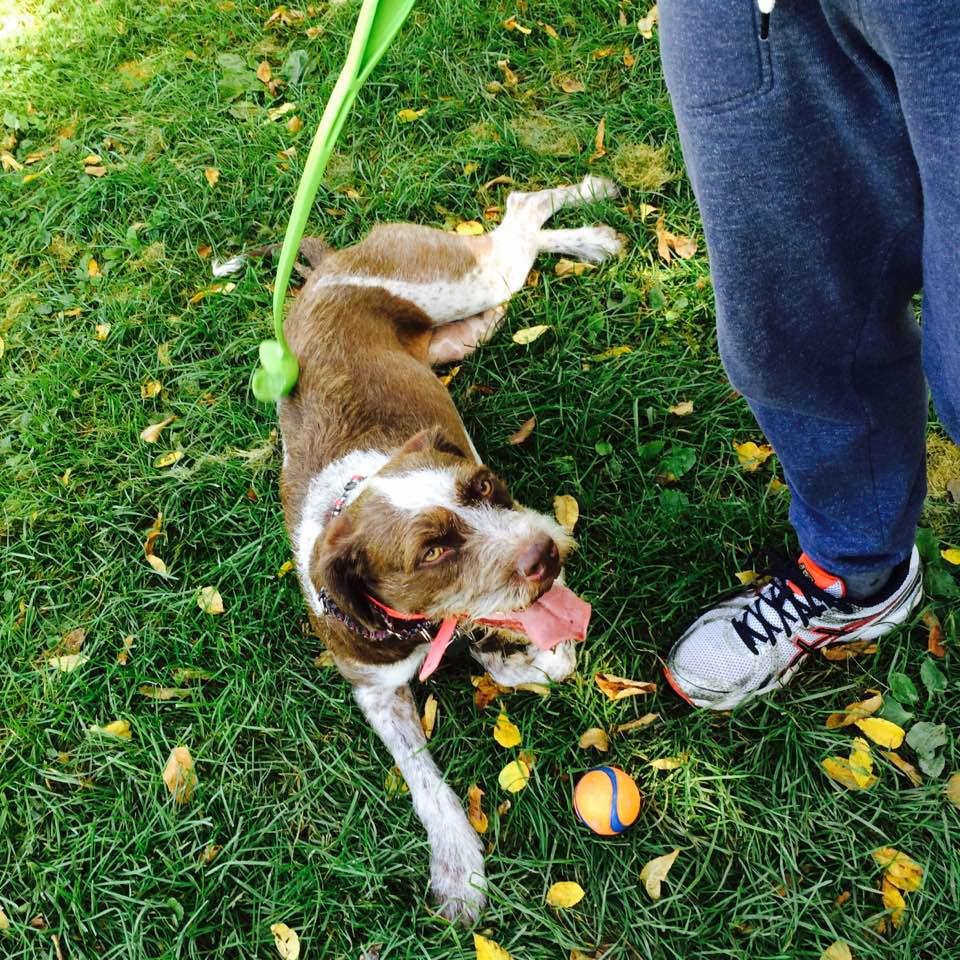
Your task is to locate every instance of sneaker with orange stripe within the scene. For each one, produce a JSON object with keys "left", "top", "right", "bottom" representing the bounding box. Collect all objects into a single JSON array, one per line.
[{"left": 664, "top": 547, "right": 922, "bottom": 710}]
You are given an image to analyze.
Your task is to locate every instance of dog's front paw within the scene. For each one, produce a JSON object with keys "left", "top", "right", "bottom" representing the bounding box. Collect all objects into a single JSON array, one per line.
[
  {"left": 567, "top": 225, "right": 624, "bottom": 263},
  {"left": 577, "top": 175, "right": 620, "bottom": 202},
  {"left": 429, "top": 826, "right": 486, "bottom": 924}
]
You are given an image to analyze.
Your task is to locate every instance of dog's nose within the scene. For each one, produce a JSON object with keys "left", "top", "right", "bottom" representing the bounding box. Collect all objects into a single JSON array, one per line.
[{"left": 516, "top": 536, "right": 560, "bottom": 582}]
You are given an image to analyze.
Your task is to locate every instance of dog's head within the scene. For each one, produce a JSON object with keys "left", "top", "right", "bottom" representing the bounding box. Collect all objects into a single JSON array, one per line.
[{"left": 311, "top": 427, "right": 584, "bottom": 647}]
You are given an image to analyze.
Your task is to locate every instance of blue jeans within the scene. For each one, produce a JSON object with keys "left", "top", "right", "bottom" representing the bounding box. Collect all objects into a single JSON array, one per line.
[{"left": 659, "top": 0, "right": 960, "bottom": 576}]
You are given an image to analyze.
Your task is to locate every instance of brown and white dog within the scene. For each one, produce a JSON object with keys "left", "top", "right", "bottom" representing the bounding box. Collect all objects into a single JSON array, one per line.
[{"left": 276, "top": 176, "right": 621, "bottom": 922}]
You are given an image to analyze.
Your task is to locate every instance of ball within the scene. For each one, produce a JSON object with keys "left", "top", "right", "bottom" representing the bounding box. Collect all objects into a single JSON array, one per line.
[{"left": 573, "top": 766, "right": 642, "bottom": 836}]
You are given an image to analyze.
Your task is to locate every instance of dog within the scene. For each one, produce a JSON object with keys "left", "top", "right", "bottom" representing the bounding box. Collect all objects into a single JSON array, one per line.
[{"left": 276, "top": 176, "right": 622, "bottom": 922}]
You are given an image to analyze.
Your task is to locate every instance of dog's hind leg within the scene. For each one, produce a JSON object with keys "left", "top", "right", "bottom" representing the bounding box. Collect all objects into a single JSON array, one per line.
[{"left": 353, "top": 682, "right": 486, "bottom": 923}]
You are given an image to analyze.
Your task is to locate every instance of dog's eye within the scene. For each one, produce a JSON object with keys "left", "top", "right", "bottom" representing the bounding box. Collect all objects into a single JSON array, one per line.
[
  {"left": 477, "top": 477, "right": 494, "bottom": 498},
  {"left": 421, "top": 545, "right": 445, "bottom": 564}
]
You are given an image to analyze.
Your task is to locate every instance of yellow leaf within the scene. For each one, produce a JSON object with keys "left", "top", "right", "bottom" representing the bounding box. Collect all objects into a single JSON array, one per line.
[
  {"left": 203, "top": 167, "right": 220, "bottom": 188},
  {"left": 1, "top": 150, "right": 23, "bottom": 171},
  {"left": 825, "top": 692, "right": 884, "bottom": 729},
  {"left": 503, "top": 16, "right": 532, "bottom": 34},
  {"left": 163, "top": 745, "right": 197, "bottom": 804},
  {"left": 276, "top": 559, "right": 295, "bottom": 578},
  {"left": 498, "top": 758, "right": 530, "bottom": 793},
  {"left": 734, "top": 570, "right": 758, "bottom": 586},
  {"left": 507, "top": 415, "right": 536, "bottom": 445},
  {"left": 854, "top": 717, "right": 905, "bottom": 749},
  {"left": 117, "top": 634, "right": 134, "bottom": 665},
  {"left": 623, "top": 48, "right": 636, "bottom": 68},
  {"left": 89, "top": 719, "right": 132, "bottom": 740},
  {"left": 139, "top": 414, "right": 176, "bottom": 444},
  {"left": 649, "top": 756, "right": 685, "bottom": 771},
  {"left": 560, "top": 77, "right": 585, "bottom": 94},
  {"left": 512, "top": 324, "right": 551, "bottom": 345},
  {"left": 463, "top": 161, "right": 479, "bottom": 176},
  {"left": 154, "top": 450, "right": 183, "bottom": 468},
  {"left": 384, "top": 765, "right": 408, "bottom": 796},
  {"left": 146, "top": 554, "right": 168, "bottom": 574},
  {"left": 639, "top": 848, "right": 679, "bottom": 901},
  {"left": 157, "top": 341, "right": 173, "bottom": 366},
  {"left": 734, "top": 440, "right": 774, "bottom": 472},
  {"left": 553, "top": 494, "right": 580, "bottom": 533},
  {"left": 455, "top": 219, "right": 484, "bottom": 236},
  {"left": 940, "top": 547, "right": 960, "bottom": 564},
  {"left": 882, "top": 750, "right": 922, "bottom": 787},
  {"left": 577, "top": 727, "right": 609, "bottom": 752},
  {"left": 47, "top": 654, "right": 89, "bottom": 673},
  {"left": 588, "top": 116, "right": 606, "bottom": 163},
  {"left": 256, "top": 60, "right": 272, "bottom": 83},
  {"left": 873, "top": 848, "right": 924, "bottom": 892},
  {"left": 554, "top": 258, "right": 597, "bottom": 277},
  {"left": 545, "top": 881, "right": 586, "bottom": 908},
  {"left": 86, "top": 257, "right": 101, "bottom": 278},
  {"left": 613, "top": 712, "right": 659, "bottom": 734},
  {"left": 822, "top": 756, "right": 876, "bottom": 790},
  {"left": 820, "top": 638, "right": 878, "bottom": 661},
  {"left": 421, "top": 693, "right": 438, "bottom": 739},
  {"left": 493, "top": 712, "right": 522, "bottom": 748},
  {"left": 848, "top": 736, "right": 875, "bottom": 788},
  {"left": 881, "top": 877, "right": 906, "bottom": 927},
  {"left": 94, "top": 323, "right": 111, "bottom": 341},
  {"left": 270, "top": 922, "right": 301, "bottom": 960},
  {"left": 140, "top": 379, "right": 162, "bottom": 399},
  {"left": 467, "top": 783, "right": 488, "bottom": 833},
  {"left": 819, "top": 942, "right": 852, "bottom": 960},
  {"left": 589, "top": 345, "right": 632, "bottom": 361},
  {"left": 197, "top": 586, "right": 225, "bottom": 615},
  {"left": 286, "top": 115, "right": 303, "bottom": 134},
  {"left": 594, "top": 672, "right": 657, "bottom": 700},
  {"left": 437, "top": 365, "right": 461, "bottom": 387},
  {"left": 138, "top": 685, "right": 191, "bottom": 700},
  {"left": 397, "top": 107, "right": 428, "bottom": 123},
  {"left": 84, "top": 165, "right": 107, "bottom": 177},
  {"left": 514, "top": 682, "right": 550, "bottom": 696},
  {"left": 474, "top": 934, "right": 512, "bottom": 960},
  {"left": 638, "top": 5, "right": 659, "bottom": 39},
  {"left": 946, "top": 772, "right": 960, "bottom": 809},
  {"left": 668, "top": 400, "right": 694, "bottom": 416},
  {"left": 0, "top": 906, "right": 8, "bottom": 930}
]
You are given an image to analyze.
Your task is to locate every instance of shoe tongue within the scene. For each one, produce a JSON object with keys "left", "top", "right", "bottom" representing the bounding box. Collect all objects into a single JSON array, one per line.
[
  {"left": 476, "top": 583, "right": 592, "bottom": 650},
  {"left": 797, "top": 552, "right": 846, "bottom": 599}
]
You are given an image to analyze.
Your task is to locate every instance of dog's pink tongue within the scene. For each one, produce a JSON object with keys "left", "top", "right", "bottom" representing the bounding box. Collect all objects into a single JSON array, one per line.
[
  {"left": 478, "top": 583, "right": 592, "bottom": 650},
  {"left": 418, "top": 616, "right": 460, "bottom": 682}
]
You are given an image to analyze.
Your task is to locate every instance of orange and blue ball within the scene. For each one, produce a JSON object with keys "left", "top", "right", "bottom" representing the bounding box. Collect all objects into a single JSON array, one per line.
[{"left": 573, "top": 766, "right": 642, "bottom": 836}]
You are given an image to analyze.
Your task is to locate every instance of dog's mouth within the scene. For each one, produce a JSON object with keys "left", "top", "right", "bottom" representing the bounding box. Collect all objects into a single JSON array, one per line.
[{"left": 418, "top": 582, "right": 591, "bottom": 681}]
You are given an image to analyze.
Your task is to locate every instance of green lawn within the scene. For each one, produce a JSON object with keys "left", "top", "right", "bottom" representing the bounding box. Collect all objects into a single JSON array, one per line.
[{"left": 1, "top": 1, "right": 958, "bottom": 958}]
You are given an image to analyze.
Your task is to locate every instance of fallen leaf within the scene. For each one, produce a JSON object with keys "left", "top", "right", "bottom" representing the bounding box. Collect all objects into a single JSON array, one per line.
[
  {"left": 922, "top": 609, "right": 946, "bottom": 657},
  {"left": 187, "top": 282, "right": 235, "bottom": 304},
  {"left": 472, "top": 673, "right": 509, "bottom": 710},
  {"left": 397, "top": 107, "right": 428, "bottom": 123},
  {"left": 825, "top": 692, "right": 884, "bottom": 729},
  {"left": 474, "top": 934, "right": 511, "bottom": 960},
  {"left": 821, "top": 639, "right": 878, "bottom": 661},
  {"left": 883, "top": 751, "right": 922, "bottom": 787},
  {"left": 438, "top": 365, "right": 461, "bottom": 387},
  {"left": 163, "top": 745, "right": 197, "bottom": 804},
  {"left": 270, "top": 922, "right": 301, "bottom": 960},
  {"left": 640, "top": 848, "right": 679, "bottom": 901},
  {"left": 89, "top": 719, "right": 132, "bottom": 740},
  {"left": 140, "top": 379, "right": 162, "bottom": 399},
  {"left": 503, "top": 16, "right": 532, "bottom": 34},
  {"left": 541, "top": 22, "right": 559, "bottom": 39},
  {"left": 0, "top": 907, "right": 8, "bottom": 930},
  {"left": 498, "top": 758, "right": 530, "bottom": 793},
  {"left": 84, "top": 165, "right": 107, "bottom": 177},
  {"left": 200, "top": 844, "right": 222, "bottom": 864},
  {"left": 592, "top": 46, "right": 616, "bottom": 60},
  {"left": 455, "top": 219, "right": 484, "bottom": 236},
  {"left": 497, "top": 59, "right": 519, "bottom": 87},
  {"left": 467, "top": 783, "right": 488, "bottom": 833},
  {"left": 553, "top": 494, "right": 579, "bottom": 533},
  {"left": 117, "top": 634, "right": 134, "bottom": 665},
  {"left": 463, "top": 161, "right": 478, "bottom": 176},
  {"left": 848, "top": 737, "right": 875, "bottom": 788},
  {"left": 881, "top": 878, "right": 906, "bottom": 928},
  {"left": 508, "top": 416, "right": 537, "bottom": 445},
  {"left": 514, "top": 682, "right": 550, "bottom": 696},
  {"left": 623, "top": 48, "right": 636, "bottom": 68},
  {"left": 57, "top": 627, "right": 87, "bottom": 655},
  {"left": 94, "top": 323, "right": 111, "bottom": 341},
  {"left": 854, "top": 717, "right": 905, "bottom": 749},
  {"left": 555, "top": 258, "right": 597, "bottom": 278},
  {"left": 589, "top": 345, "right": 632, "bottom": 361},
  {"left": 595, "top": 672, "right": 656, "bottom": 700},
  {"left": 835, "top": 890, "right": 852, "bottom": 908},
  {"left": 940, "top": 547, "right": 960, "bottom": 564},
  {"left": 277, "top": 560, "right": 295, "bottom": 578},
  {"left": 560, "top": 77, "right": 585, "bottom": 94},
  {"left": 588, "top": 116, "right": 606, "bottom": 163},
  {"left": 668, "top": 400, "right": 694, "bottom": 416},
  {"left": 421, "top": 694, "right": 438, "bottom": 739},
  {"left": 204, "top": 167, "right": 220, "bottom": 188},
  {"left": 47, "top": 654, "right": 89, "bottom": 673},
  {"left": 266, "top": 102, "right": 297, "bottom": 121},
  {"left": 672, "top": 234, "right": 698, "bottom": 259},
  {"left": 637, "top": 5, "right": 659, "bottom": 39},
  {"left": 872, "top": 848, "right": 923, "bottom": 892},
  {"left": 256, "top": 60, "right": 272, "bottom": 84},
  {"left": 493, "top": 712, "right": 522, "bottom": 748},
  {"left": 157, "top": 341, "right": 173, "bottom": 366},
  {"left": 734, "top": 440, "right": 774, "bottom": 472},
  {"left": 1, "top": 150, "right": 23, "bottom": 171},
  {"left": 819, "top": 942, "right": 852, "bottom": 960},
  {"left": 512, "top": 324, "right": 551, "bottom": 345},
  {"left": 945, "top": 772, "right": 960, "bottom": 809},
  {"left": 286, "top": 115, "right": 303, "bottom": 134},
  {"left": 649, "top": 756, "right": 685, "bottom": 771},
  {"left": 384, "top": 765, "right": 408, "bottom": 796},
  {"left": 546, "top": 881, "right": 586, "bottom": 908},
  {"left": 734, "top": 570, "right": 758, "bottom": 586},
  {"left": 197, "top": 586, "right": 224, "bottom": 614},
  {"left": 154, "top": 450, "right": 183, "bottom": 469},
  {"left": 822, "top": 755, "right": 876, "bottom": 790},
  {"left": 578, "top": 727, "right": 609, "bottom": 752},
  {"left": 613, "top": 713, "right": 659, "bottom": 734},
  {"left": 497, "top": 799, "right": 511, "bottom": 816},
  {"left": 140, "top": 415, "right": 176, "bottom": 444},
  {"left": 139, "top": 685, "right": 191, "bottom": 701}
]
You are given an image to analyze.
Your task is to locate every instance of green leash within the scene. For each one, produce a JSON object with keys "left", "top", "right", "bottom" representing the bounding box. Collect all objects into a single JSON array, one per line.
[{"left": 252, "top": 0, "right": 417, "bottom": 402}]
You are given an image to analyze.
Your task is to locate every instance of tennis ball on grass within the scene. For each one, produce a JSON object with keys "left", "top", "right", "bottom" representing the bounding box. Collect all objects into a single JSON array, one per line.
[{"left": 573, "top": 765, "right": 642, "bottom": 836}]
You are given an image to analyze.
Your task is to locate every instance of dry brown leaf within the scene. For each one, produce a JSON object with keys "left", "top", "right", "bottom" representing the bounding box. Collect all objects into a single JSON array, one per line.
[
  {"left": 197, "top": 586, "right": 225, "bottom": 615},
  {"left": 467, "top": 783, "right": 488, "bottom": 833},
  {"left": 922, "top": 609, "right": 946, "bottom": 657},
  {"left": 578, "top": 727, "right": 610, "bottom": 752},
  {"left": 472, "top": 673, "right": 509, "bottom": 710},
  {"left": 560, "top": 77, "right": 585, "bottom": 94},
  {"left": 497, "top": 60, "right": 519, "bottom": 87},
  {"left": 595, "top": 672, "right": 656, "bottom": 700},
  {"left": 256, "top": 60, "right": 272, "bottom": 84},
  {"left": 588, "top": 116, "right": 606, "bottom": 163},
  {"left": 820, "top": 639, "right": 878, "bottom": 661},
  {"left": 613, "top": 712, "right": 659, "bottom": 734},
  {"left": 508, "top": 415, "right": 536, "bottom": 445},
  {"left": 270, "top": 922, "right": 301, "bottom": 960},
  {"left": 672, "top": 234, "right": 698, "bottom": 259},
  {"left": 640, "top": 848, "right": 679, "bottom": 901},
  {"left": 140, "top": 414, "right": 176, "bottom": 444},
  {"left": 553, "top": 494, "right": 580, "bottom": 533},
  {"left": 545, "top": 881, "right": 586, "bottom": 908},
  {"left": 421, "top": 693, "right": 438, "bottom": 739},
  {"left": 163, "top": 745, "right": 197, "bottom": 804},
  {"left": 883, "top": 751, "right": 923, "bottom": 787}
]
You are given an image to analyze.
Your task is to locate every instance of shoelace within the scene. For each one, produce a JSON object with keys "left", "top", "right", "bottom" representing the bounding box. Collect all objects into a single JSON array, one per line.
[{"left": 733, "top": 558, "right": 853, "bottom": 655}]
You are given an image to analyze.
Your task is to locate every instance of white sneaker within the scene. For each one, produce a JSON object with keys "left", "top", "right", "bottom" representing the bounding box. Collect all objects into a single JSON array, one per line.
[{"left": 664, "top": 548, "right": 923, "bottom": 710}]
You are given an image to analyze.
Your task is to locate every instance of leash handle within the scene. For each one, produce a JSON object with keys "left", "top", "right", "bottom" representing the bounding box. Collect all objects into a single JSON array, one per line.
[{"left": 253, "top": 0, "right": 417, "bottom": 402}]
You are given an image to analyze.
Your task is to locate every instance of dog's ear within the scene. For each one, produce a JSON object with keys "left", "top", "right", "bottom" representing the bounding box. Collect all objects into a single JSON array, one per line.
[
  {"left": 312, "top": 516, "right": 379, "bottom": 628},
  {"left": 398, "top": 426, "right": 466, "bottom": 459}
]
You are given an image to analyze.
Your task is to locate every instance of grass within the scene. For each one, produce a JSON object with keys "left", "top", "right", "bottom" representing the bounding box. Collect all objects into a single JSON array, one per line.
[{"left": 1, "top": 1, "right": 958, "bottom": 958}]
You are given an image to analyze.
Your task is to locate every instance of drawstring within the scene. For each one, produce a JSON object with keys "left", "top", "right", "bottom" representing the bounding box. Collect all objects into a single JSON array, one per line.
[{"left": 758, "top": 0, "right": 775, "bottom": 40}]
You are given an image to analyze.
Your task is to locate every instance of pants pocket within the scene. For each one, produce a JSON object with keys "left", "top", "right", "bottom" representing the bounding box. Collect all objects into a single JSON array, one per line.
[{"left": 659, "top": 0, "right": 773, "bottom": 116}]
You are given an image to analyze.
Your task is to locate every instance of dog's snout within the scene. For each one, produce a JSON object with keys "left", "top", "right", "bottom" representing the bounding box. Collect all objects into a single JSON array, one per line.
[{"left": 516, "top": 536, "right": 560, "bottom": 583}]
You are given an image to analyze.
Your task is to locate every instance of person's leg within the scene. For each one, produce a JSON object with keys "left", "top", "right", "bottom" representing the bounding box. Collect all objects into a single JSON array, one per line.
[
  {"left": 657, "top": 0, "right": 928, "bottom": 707},
  {"left": 659, "top": 0, "right": 926, "bottom": 577}
]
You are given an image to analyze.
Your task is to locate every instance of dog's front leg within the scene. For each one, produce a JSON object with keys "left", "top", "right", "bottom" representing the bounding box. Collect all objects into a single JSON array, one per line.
[{"left": 353, "top": 682, "right": 486, "bottom": 922}]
